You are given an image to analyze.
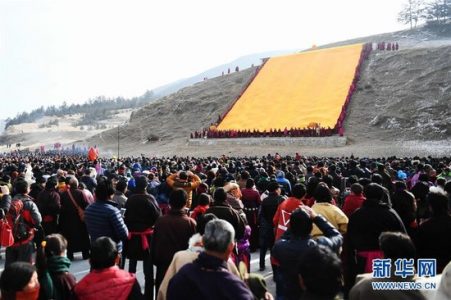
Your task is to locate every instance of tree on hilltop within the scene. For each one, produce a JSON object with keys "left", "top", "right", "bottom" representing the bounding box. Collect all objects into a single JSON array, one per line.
[
  {"left": 398, "top": 0, "right": 450, "bottom": 28},
  {"left": 424, "top": 0, "right": 451, "bottom": 23},
  {"left": 398, "top": 0, "right": 425, "bottom": 29}
]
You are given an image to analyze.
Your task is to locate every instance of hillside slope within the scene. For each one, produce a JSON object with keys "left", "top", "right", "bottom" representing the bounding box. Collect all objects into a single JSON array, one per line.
[
  {"left": 0, "top": 110, "right": 133, "bottom": 151},
  {"left": 152, "top": 50, "right": 294, "bottom": 98},
  {"left": 89, "top": 67, "right": 258, "bottom": 155},
  {"left": 90, "top": 42, "right": 450, "bottom": 157},
  {"left": 3, "top": 26, "right": 450, "bottom": 157},
  {"left": 345, "top": 45, "right": 451, "bottom": 141}
]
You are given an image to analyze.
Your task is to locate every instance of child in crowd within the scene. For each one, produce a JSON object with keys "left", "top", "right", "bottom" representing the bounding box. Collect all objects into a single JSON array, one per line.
[{"left": 35, "top": 234, "right": 77, "bottom": 300}]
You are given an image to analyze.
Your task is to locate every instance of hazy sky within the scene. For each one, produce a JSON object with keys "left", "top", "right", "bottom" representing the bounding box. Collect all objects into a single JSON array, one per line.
[{"left": 0, "top": 0, "right": 407, "bottom": 119}]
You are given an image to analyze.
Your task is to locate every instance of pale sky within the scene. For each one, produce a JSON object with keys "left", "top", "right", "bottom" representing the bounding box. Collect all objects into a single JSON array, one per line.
[{"left": 0, "top": 0, "right": 407, "bottom": 120}]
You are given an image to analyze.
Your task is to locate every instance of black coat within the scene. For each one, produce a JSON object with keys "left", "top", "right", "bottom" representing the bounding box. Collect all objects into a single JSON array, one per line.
[
  {"left": 80, "top": 175, "right": 97, "bottom": 193},
  {"left": 36, "top": 189, "right": 61, "bottom": 235},
  {"left": 124, "top": 193, "right": 161, "bottom": 260},
  {"left": 205, "top": 203, "right": 246, "bottom": 240},
  {"left": 344, "top": 200, "right": 406, "bottom": 293},
  {"left": 152, "top": 209, "right": 196, "bottom": 266},
  {"left": 347, "top": 200, "right": 406, "bottom": 252},
  {"left": 272, "top": 216, "right": 342, "bottom": 300},
  {"left": 415, "top": 214, "right": 451, "bottom": 273},
  {"left": 59, "top": 188, "right": 90, "bottom": 253}
]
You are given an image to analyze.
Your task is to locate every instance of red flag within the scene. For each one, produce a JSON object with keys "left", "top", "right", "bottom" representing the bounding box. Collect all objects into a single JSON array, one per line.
[{"left": 88, "top": 147, "right": 98, "bottom": 161}]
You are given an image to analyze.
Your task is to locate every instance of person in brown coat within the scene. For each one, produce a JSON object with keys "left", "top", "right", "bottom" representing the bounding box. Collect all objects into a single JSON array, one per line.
[
  {"left": 59, "top": 177, "right": 90, "bottom": 260},
  {"left": 152, "top": 189, "right": 197, "bottom": 295},
  {"left": 36, "top": 177, "right": 61, "bottom": 236},
  {"left": 205, "top": 187, "right": 246, "bottom": 240}
]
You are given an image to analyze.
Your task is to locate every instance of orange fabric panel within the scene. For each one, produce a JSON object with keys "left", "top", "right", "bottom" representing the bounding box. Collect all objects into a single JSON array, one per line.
[{"left": 217, "top": 43, "right": 363, "bottom": 131}]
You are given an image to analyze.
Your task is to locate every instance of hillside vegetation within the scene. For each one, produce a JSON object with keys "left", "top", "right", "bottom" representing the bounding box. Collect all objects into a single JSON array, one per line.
[{"left": 4, "top": 91, "right": 156, "bottom": 129}]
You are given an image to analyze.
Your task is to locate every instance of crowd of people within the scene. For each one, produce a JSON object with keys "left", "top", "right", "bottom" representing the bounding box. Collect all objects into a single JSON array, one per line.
[
  {"left": 376, "top": 41, "right": 400, "bottom": 51},
  {"left": 190, "top": 125, "right": 337, "bottom": 139},
  {"left": 191, "top": 43, "right": 375, "bottom": 140},
  {"left": 0, "top": 151, "right": 450, "bottom": 299}
]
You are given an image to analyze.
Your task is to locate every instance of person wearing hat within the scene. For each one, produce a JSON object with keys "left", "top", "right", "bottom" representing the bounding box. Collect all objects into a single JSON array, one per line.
[
  {"left": 124, "top": 175, "right": 161, "bottom": 299},
  {"left": 275, "top": 170, "right": 291, "bottom": 196},
  {"left": 258, "top": 181, "right": 286, "bottom": 271},
  {"left": 256, "top": 170, "right": 270, "bottom": 194},
  {"left": 223, "top": 181, "right": 244, "bottom": 212},
  {"left": 36, "top": 177, "right": 61, "bottom": 236},
  {"left": 80, "top": 167, "right": 97, "bottom": 194},
  {"left": 241, "top": 178, "right": 261, "bottom": 252},
  {"left": 4, "top": 179, "right": 42, "bottom": 268}
]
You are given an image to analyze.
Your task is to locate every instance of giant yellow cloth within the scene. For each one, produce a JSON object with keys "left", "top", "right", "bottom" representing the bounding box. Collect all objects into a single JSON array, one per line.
[{"left": 217, "top": 43, "right": 363, "bottom": 131}]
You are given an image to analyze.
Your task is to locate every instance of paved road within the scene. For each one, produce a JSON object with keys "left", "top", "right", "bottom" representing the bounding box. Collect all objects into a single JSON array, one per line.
[{"left": 1, "top": 249, "right": 276, "bottom": 298}]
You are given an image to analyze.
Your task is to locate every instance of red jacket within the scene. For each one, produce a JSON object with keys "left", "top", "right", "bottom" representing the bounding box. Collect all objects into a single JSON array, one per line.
[
  {"left": 273, "top": 197, "right": 304, "bottom": 240},
  {"left": 74, "top": 266, "right": 136, "bottom": 300},
  {"left": 241, "top": 188, "right": 261, "bottom": 208},
  {"left": 342, "top": 194, "right": 366, "bottom": 217}
]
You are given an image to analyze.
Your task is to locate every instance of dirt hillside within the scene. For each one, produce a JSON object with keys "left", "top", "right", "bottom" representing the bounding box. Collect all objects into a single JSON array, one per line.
[
  {"left": 89, "top": 67, "right": 259, "bottom": 156},
  {"left": 346, "top": 45, "right": 451, "bottom": 141},
  {"left": 0, "top": 110, "right": 133, "bottom": 152},
  {"left": 89, "top": 38, "right": 451, "bottom": 157},
  {"left": 3, "top": 26, "right": 450, "bottom": 158}
]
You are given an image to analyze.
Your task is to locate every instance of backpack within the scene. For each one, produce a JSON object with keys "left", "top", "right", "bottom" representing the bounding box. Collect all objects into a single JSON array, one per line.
[{"left": 7, "top": 199, "right": 31, "bottom": 243}]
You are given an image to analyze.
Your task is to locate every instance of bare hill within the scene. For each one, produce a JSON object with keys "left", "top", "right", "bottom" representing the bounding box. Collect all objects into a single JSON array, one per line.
[
  {"left": 89, "top": 41, "right": 451, "bottom": 157},
  {"left": 0, "top": 110, "right": 133, "bottom": 152},
  {"left": 88, "top": 67, "right": 259, "bottom": 156},
  {"left": 346, "top": 45, "right": 451, "bottom": 141},
  {"left": 4, "top": 26, "right": 450, "bottom": 157}
]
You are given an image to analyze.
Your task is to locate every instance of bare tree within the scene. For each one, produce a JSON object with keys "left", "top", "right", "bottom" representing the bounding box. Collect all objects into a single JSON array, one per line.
[
  {"left": 424, "top": 0, "right": 450, "bottom": 23},
  {"left": 398, "top": 0, "right": 425, "bottom": 28}
]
